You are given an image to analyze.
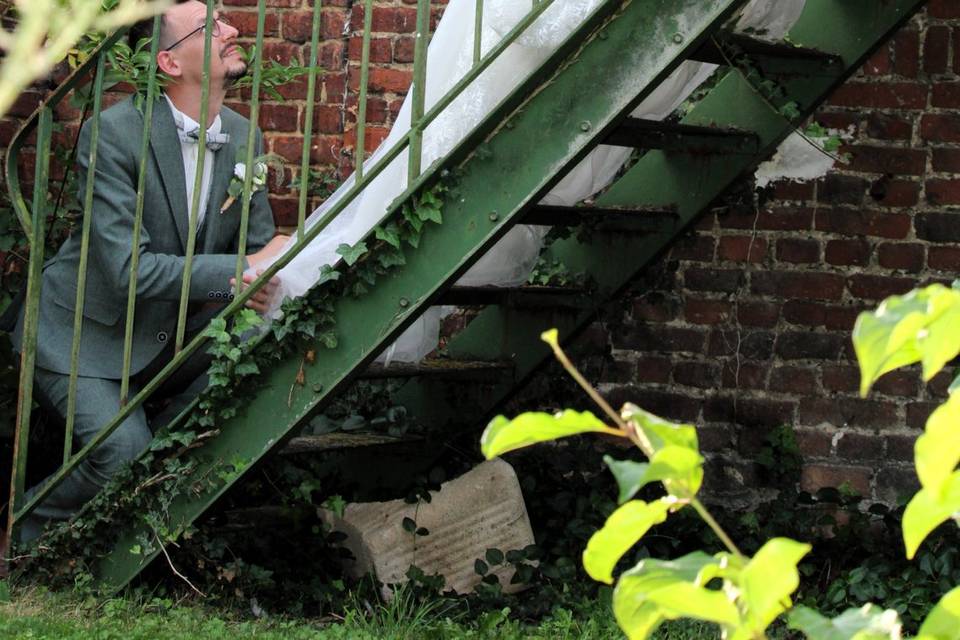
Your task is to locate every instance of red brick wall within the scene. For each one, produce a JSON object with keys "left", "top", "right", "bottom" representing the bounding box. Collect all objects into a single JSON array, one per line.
[
  {"left": 1, "top": 2, "right": 957, "bottom": 504},
  {"left": 595, "top": 2, "right": 960, "bottom": 504}
]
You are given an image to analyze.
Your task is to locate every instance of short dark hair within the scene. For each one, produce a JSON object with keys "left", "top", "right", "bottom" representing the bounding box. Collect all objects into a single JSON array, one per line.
[{"left": 127, "top": 0, "right": 191, "bottom": 50}]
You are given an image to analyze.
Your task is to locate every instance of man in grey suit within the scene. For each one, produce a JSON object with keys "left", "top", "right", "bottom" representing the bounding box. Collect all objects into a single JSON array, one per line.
[{"left": 13, "top": 0, "right": 288, "bottom": 541}]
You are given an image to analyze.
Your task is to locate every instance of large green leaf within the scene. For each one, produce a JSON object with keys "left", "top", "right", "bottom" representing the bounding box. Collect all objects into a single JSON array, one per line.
[
  {"left": 915, "top": 392, "right": 960, "bottom": 496},
  {"left": 788, "top": 604, "right": 902, "bottom": 640},
  {"left": 903, "top": 471, "right": 960, "bottom": 559},
  {"left": 583, "top": 499, "right": 673, "bottom": 584},
  {"left": 621, "top": 403, "right": 699, "bottom": 453},
  {"left": 853, "top": 285, "right": 960, "bottom": 396},
  {"left": 480, "top": 410, "right": 621, "bottom": 459},
  {"left": 614, "top": 552, "right": 740, "bottom": 640},
  {"left": 604, "top": 446, "right": 704, "bottom": 503},
  {"left": 918, "top": 586, "right": 960, "bottom": 640},
  {"left": 739, "top": 538, "right": 811, "bottom": 633}
]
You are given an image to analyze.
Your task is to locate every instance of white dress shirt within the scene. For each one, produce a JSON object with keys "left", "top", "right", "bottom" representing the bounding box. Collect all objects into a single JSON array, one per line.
[{"left": 164, "top": 94, "right": 223, "bottom": 230}]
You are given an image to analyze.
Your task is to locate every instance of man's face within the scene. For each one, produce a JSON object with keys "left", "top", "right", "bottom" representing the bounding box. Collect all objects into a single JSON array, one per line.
[{"left": 162, "top": 1, "right": 246, "bottom": 87}]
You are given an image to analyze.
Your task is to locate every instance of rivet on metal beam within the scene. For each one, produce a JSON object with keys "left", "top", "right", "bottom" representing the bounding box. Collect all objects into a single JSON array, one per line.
[
  {"left": 597, "top": 30, "right": 608, "bottom": 40},
  {"left": 489, "top": 212, "right": 500, "bottom": 222},
  {"left": 312, "top": 384, "right": 324, "bottom": 393},
  {"left": 579, "top": 121, "right": 592, "bottom": 132},
  {"left": 399, "top": 297, "right": 410, "bottom": 308},
  {"left": 673, "top": 33, "right": 684, "bottom": 44}
]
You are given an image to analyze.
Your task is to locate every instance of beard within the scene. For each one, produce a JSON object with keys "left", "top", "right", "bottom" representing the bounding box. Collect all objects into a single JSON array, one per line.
[{"left": 222, "top": 57, "right": 248, "bottom": 86}]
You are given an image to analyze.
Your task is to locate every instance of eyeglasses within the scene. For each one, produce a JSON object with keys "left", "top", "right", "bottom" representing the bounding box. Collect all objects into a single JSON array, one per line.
[{"left": 163, "top": 15, "right": 231, "bottom": 52}]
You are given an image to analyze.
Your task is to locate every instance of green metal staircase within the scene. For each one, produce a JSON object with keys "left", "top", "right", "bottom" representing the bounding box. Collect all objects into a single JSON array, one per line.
[{"left": 5, "top": 0, "right": 925, "bottom": 591}]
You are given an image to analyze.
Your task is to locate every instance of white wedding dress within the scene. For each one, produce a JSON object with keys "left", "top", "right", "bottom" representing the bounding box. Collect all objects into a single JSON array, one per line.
[{"left": 263, "top": 0, "right": 808, "bottom": 363}]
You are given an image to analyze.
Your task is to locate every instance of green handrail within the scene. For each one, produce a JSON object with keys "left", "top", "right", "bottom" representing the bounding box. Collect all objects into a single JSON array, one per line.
[{"left": 7, "top": 0, "right": 561, "bottom": 533}]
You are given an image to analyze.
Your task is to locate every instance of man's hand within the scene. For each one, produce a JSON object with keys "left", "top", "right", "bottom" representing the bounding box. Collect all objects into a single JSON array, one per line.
[
  {"left": 230, "top": 269, "right": 281, "bottom": 314},
  {"left": 246, "top": 234, "right": 289, "bottom": 270}
]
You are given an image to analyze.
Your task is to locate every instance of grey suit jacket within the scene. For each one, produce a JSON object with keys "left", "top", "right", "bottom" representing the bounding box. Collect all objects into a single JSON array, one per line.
[{"left": 14, "top": 95, "right": 276, "bottom": 378}]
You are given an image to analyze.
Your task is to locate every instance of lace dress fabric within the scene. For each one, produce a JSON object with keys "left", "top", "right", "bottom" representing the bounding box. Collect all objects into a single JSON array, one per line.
[{"left": 265, "top": 0, "right": 808, "bottom": 363}]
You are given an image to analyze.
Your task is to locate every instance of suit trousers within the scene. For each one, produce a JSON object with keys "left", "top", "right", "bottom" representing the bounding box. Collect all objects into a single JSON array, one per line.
[{"left": 19, "top": 323, "right": 214, "bottom": 543}]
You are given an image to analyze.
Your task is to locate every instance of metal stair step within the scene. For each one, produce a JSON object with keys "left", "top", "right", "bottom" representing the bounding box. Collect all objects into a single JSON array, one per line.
[
  {"left": 691, "top": 32, "right": 842, "bottom": 67},
  {"left": 521, "top": 204, "right": 678, "bottom": 231},
  {"left": 440, "top": 284, "right": 590, "bottom": 308},
  {"left": 604, "top": 117, "right": 759, "bottom": 154},
  {"left": 279, "top": 432, "right": 421, "bottom": 455},
  {"left": 360, "top": 358, "right": 512, "bottom": 380}
]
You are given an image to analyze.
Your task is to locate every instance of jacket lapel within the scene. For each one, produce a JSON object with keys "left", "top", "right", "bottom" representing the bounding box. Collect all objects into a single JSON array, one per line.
[
  {"left": 201, "top": 130, "right": 234, "bottom": 253},
  {"left": 150, "top": 99, "right": 190, "bottom": 252}
]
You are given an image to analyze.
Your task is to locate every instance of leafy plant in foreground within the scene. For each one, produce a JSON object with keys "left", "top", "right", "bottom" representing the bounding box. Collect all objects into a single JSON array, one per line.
[{"left": 481, "top": 329, "right": 960, "bottom": 640}]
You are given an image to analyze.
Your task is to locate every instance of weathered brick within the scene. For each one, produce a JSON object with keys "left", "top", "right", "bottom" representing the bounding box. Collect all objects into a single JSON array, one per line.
[
  {"left": 924, "top": 25, "right": 951, "bottom": 74},
  {"left": 718, "top": 207, "right": 814, "bottom": 232},
  {"left": 866, "top": 113, "right": 913, "bottom": 141},
  {"left": 886, "top": 433, "right": 917, "bottom": 462},
  {"left": 828, "top": 82, "right": 927, "bottom": 109},
  {"left": 932, "top": 82, "right": 960, "bottom": 108},
  {"left": 933, "top": 148, "right": 960, "bottom": 173},
  {"left": 816, "top": 210, "right": 911, "bottom": 239},
  {"left": 707, "top": 330, "right": 775, "bottom": 360},
  {"left": 736, "top": 301, "right": 780, "bottom": 328},
  {"left": 783, "top": 300, "right": 827, "bottom": 327},
  {"left": 846, "top": 146, "right": 927, "bottom": 176},
  {"left": 928, "top": 246, "right": 960, "bottom": 271},
  {"left": 922, "top": 114, "right": 960, "bottom": 144},
  {"left": 798, "top": 398, "right": 899, "bottom": 429},
  {"left": 776, "top": 331, "right": 848, "bottom": 360},
  {"left": 818, "top": 174, "right": 867, "bottom": 205},
  {"left": 615, "top": 326, "right": 705, "bottom": 354},
  {"left": 894, "top": 29, "right": 920, "bottom": 77},
  {"left": 684, "top": 268, "right": 745, "bottom": 293},
  {"left": 721, "top": 360, "right": 769, "bottom": 390},
  {"left": 929, "top": 0, "right": 960, "bottom": 18},
  {"left": 916, "top": 212, "right": 960, "bottom": 242},
  {"left": 669, "top": 235, "right": 716, "bottom": 262},
  {"left": 801, "top": 464, "right": 872, "bottom": 496},
  {"left": 769, "top": 365, "right": 818, "bottom": 394},
  {"left": 825, "top": 239, "right": 871, "bottom": 267},
  {"left": 927, "top": 179, "right": 960, "bottom": 205},
  {"left": 684, "top": 299, "right": 732, "bottom": 325},
  {"left": 750, "top": 271, "right": 845, "bottom": 301},
  {"left": 718, "top": 236, "right": 766, "bottom": 263},
  {"left": 604, "top": 387, "right": 701, "bottom": 423},
  {"left": 634, "top": 357, "right": 673, "bottom": 383},
  {"left": 776, "top": 238, "right": 820, "bottom": 264},
  {"left": 847, "top": 274, "right": 917, "bottom": 300},
  {"left": 673, "top": 361, "right": 720, "bottom": 389},
  {"left": 906, "top": 401, "right": 939, "bottom": 429},
  {"left": 632, "top": 293, "right": 679, "bottom": 322},
  {"left": 836, "top": 432, "right": 886, "bottom": 461},
  {"left": 869, "top": 177, "right": 920, "bottom": 207},
  {"left": 877, "top": 242, "right": 924, "bottom": 272},
  {"left": 795, "top": 428, "right": 833, "bottom": 457}
]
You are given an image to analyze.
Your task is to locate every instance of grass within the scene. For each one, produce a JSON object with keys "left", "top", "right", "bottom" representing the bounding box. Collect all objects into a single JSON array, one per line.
[{"left": 0, "top": 582, "right": 723, "bottom": 639}]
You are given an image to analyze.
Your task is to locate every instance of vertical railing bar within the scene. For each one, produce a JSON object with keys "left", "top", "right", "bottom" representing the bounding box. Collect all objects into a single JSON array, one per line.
[
  {"left": 235, "top": 0, "right": 267, "bottom": 284},
  {"left": 296, "top": 0, "right": 323, "bottom": 243},
  {"left": 121, "top": 16, "right": 163, "bottom": 405},
  {"left": 473, "top": 0, "right": 483, "bottom": 66},
  {"left": 355, "top": 0, "right": 373, "bottom": 180},
  {"left": 407, "top": 0, "right": 430, "bottom": 183},
  {"left": 175, "top": 0, "right": 216, "bottom": 354},
  {"left": 64, "top": 54, "right": 107, "bottom": 463},
  {"left": 8, "top": 107, "right": 53, "bottom": 535}
]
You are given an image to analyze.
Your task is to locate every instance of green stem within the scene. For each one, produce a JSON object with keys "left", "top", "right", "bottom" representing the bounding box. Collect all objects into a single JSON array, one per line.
[{"left": 692, "top": 498, "right": 744, "bottom": 559}]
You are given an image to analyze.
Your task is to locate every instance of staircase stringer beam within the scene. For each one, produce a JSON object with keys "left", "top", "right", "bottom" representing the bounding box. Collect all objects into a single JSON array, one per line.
[
  {"left": 394, "top": 0, "right": 928, "bottom": 434},
  {"left": 84, "top": 0, "right": 750, "bottom": 591}
]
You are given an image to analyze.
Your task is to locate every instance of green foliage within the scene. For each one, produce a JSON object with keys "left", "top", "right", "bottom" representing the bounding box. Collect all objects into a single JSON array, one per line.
[
  {"left": 788, "top": 605, "right": 902, "bottom": 640},
  {"left": 852, "top": 283, "right": 960, "bottom": 559},
  {"left": 480, "top": 410, "right": 621, "bottom": 459},
  {"left": 483, "top": 322, "right": 960, "bottom": 640}
]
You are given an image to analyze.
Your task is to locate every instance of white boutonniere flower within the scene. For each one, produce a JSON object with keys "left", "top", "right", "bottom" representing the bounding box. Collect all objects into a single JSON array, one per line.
[{"left": 220, "top": 153, "right": 276, "bottom": 214}]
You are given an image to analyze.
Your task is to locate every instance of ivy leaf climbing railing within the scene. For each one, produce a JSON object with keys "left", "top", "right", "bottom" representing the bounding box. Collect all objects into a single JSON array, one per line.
[{"left": 4, "top": 0, "right": 567, "bottom": 542}]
